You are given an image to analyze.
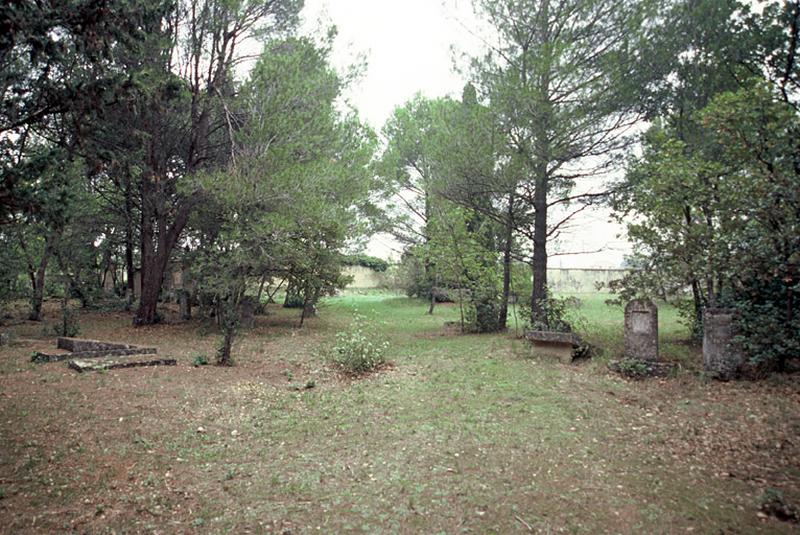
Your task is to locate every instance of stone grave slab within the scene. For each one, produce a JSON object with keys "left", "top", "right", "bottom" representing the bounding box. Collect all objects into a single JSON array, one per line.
[
  {"left": 32, "top": 346, "right": 157, "bottom": 363},
  {"left": 57, "top": 337, "right": 135, "bottom": 352},
  {"left": 69, "top": 354, "right": 176, "bottom": 373}
]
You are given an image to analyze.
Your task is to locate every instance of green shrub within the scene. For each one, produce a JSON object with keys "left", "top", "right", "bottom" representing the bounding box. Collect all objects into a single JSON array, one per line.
[
  {"left": 283, "top": 291, "right": 305, "bottom": 308},
  {"left": 759, "top": 488, "right": 799, "bottom": 522},
  {"left": 612, "top": 358, "right": 650, "bottom": 379},
  {"left": 727, "top": 277, "right": 800, "bottom": 370},
  {"left": 463, "top": 284, "right": 503, "bottom": 333},
  {"left": 330, "top": 313, "right": 389, "bottom": 375}
]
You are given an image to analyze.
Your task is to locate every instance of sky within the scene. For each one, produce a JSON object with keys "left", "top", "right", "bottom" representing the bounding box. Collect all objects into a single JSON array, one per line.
[{"left": 299, "top": 0, "right": 633, "bottom": 269}]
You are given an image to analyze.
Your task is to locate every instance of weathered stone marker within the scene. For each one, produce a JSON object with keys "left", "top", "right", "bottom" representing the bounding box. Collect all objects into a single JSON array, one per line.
[
  {"left": 0, "top": 332, "right": 9, "bottom": 346},
  {"left": 703, "top": 308, "right": 744, "bottom": 380},
  {"left": 624, "top": 299, "right": 658, "bottom": 361}
]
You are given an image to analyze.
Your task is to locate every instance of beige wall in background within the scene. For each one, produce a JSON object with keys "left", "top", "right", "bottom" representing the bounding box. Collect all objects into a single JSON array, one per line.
[
  {"left": 345, "top": 266, "right": 385, "bottom": 289},
  {"left": 344, "top": 266, "right": 629, "bottom": 292}
]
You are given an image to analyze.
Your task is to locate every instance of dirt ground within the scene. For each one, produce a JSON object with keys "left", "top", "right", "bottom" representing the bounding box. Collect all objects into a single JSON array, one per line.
[{"left": 0, "top": 298, "right": 798, "bottom": 534}]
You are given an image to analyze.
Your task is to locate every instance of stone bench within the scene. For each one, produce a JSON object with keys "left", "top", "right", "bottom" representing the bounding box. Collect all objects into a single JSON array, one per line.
[{"left": 524, "top": 330, "right": 583, "bottom": 364}]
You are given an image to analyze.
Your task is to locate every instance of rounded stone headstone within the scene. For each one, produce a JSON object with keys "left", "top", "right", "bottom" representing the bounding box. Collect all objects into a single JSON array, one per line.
[
  {"left": 624, "top": 299, "right": 658, "bottom": 361},
  {"left": 703, "top": 308, "right": 744, "bottom": 380}
]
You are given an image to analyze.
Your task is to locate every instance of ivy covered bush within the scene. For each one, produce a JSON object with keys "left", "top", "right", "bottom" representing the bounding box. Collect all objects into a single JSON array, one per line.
[{"left": 342, "top": 254, "right": 390, "bottom": 272}]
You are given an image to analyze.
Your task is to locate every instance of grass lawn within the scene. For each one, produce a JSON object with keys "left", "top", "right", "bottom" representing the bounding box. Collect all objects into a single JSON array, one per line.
[{"left": 0, "top": 292, "right": 798, "bottom": 533}]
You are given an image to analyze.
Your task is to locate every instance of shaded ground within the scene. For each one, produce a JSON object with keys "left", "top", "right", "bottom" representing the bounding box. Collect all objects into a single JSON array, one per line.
[{"left": 0, "top": 294, "right": 798, "bottom": 533}]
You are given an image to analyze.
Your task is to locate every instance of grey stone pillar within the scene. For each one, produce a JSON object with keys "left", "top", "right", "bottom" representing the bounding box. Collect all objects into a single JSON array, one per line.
[
  {"left": 703, "top": 308, "right": 744, "bottom": 380},
  {"left": 624, "top": 299, "right": 658, "bottom": 361},
  {"left": 178, "top": 290, "right": 191, "bottom": 321}
]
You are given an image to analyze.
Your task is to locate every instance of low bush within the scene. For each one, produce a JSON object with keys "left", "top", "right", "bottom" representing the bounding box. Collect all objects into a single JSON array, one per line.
[{"left": 330, "top": 312, "right": 389, "bottom": 375}]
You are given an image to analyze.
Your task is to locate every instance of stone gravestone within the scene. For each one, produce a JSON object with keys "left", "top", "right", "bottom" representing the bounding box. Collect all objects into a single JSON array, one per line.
[
  {"left": 624, "top": 299, "right": 658, "bottom": 361},
  {"left": 703, "top": 308, "right": 744, "bottom": 380}
]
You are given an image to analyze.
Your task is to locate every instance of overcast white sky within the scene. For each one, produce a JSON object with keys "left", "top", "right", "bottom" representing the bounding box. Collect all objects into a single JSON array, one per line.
[{"left": 299, "top": 0, "right": 633, "bottom": 269}]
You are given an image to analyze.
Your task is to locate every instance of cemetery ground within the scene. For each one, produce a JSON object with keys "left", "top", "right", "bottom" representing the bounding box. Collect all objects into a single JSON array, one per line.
[{"left": 0, "top": 294, "right": 798, "bottom": 534}]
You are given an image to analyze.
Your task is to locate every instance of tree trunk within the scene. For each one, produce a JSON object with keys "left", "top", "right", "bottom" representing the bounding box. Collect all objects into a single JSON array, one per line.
[
  {"left": 499, "top": 193, "right": 514, "bottom": 330},
  {"left": 216, "top": 280, "right": 244, "bottom": 366},
  {"left": 283, "top": 282, "right": 293, "bottom": 306},
  {"left": 300, "top": 287, "right": 319, "bottom": 326},
  {"left": 61, "top": 278, "right": 70, "bottom": 336},
  {"left": 284, "top": 281, "right": 303, "bottom": 308},
  {"left": 256, "top": 274, "right": 268, "bottom": 305},
  {"left": 529, "top": 1, "right": 552, "bottom": 328},
  {"left": 124, "top": 171, "right": 136, "bottom": 309},
  {"left": 217, "top": 321, "right": 235, "bottom": 366},
  {"left": 134, "top": 175, "right": 199, "bottom": 326},
  {"left": 76, "top": 269, "right": 90, "bottom": 308},
  {"left": 29, "top": 234, "right": 53, "bottom": 321},
  {"left": 530, "top": 179, "right": 548, "bottom": 327},
  {"left": 265, "top": 278, "right": 285, "bottom": 304},
  {"left": 135, "top": 259, "right": 166, "bottom": 325},
  {"left": 690, "top": 277, "right": 704, "bottom": 340}
]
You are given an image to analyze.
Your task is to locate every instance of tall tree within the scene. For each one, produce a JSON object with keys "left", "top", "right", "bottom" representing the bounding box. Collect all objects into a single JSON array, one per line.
[
  {"left": 378, "top": 96, "right": 460, "bottom": 312},
  {"left": 193, "top": 35, "right": 375, "bottom": 364},
  {"left": 127, "top": 0, "right": 303, "bottom": 325},
  {"left": 469, "top": 0, "right": 649, "bottom": 327},
  {"left": 433, "top": 84, "right": 524, "bottom": 330},
  {"left": 0, "top": 0, "right": 157, "bottom": 219},
  {"left": 611, "top": 0, "right": 798, "bottom": 334}
]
